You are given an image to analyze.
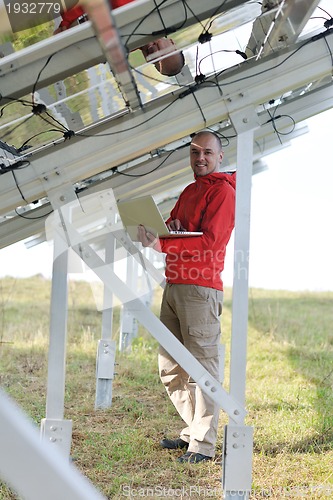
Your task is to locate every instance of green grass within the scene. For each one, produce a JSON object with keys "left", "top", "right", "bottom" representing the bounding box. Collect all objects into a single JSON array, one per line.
[{"left": 0, "top": 276, "right": 333, "bottom": 499}]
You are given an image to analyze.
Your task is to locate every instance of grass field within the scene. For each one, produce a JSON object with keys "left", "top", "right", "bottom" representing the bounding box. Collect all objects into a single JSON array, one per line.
[{"left": 0, "top": 276, "right": 333, "bottom": 499}]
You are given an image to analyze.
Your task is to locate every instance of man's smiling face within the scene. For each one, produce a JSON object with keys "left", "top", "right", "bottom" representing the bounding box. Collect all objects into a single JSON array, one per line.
[{"left": 190, "top": 132, "right": 223, "bottom": 177}]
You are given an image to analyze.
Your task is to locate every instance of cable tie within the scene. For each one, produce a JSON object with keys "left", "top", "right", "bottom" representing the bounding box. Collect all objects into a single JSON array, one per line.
[
  {"left": 235, "top": 50, "right": 248, "bottom": 60},
  {"left": 267, "top": 114, "right": 281, "bottom": 123},
  {"left": 63, "top": 130, "right": 75, "bottom": 140},
  {"left": 179, "top": 88, "right": 194, "bottom": 99},
  {"left": 324, "top": 19, "right": 333, "bottom": 29},
  {"left": 198, "top": 32, "right": 212, "bottom": 44},
  {"left": 32, "top": 103, "right": 47, "bottom": 115},
  {"left": 195, "top": 73, "right": 206, "bottom": 84},
  {"left": 152, "top": 26, "right": 177, "bottom": 36}
]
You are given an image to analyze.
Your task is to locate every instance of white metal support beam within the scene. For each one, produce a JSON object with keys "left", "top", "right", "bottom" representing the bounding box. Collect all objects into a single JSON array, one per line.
[
  {"left": 222, "top": 106, "right": 258, "bottom": 499},
  {"left": 246, "top": 0, "right": 321, "bottom": 58},
  {"left": 1, "top": 32, "right": 332, "bottom": 218},
  {"left": 40, "top": 184, "right": 81, "bottom": 457},
  {"left": 0, "top": 388, "right": 105, "bottom": 500},
  {"left": 95, "top": 232, "right": 117, "bottom": 409},
  {"left": 119, "top": 254, "right": 139, "bottom": 351},
  {"left": 40, "top": 235, "right": 71, "bottom": 457},
  {"left": 0, "top": 0, "right": 245, "bottom": 100}
]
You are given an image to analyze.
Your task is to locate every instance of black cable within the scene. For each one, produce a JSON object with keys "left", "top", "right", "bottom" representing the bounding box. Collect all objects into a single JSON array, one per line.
[
  {"left": 37, "top": 112, "right": 69, "bottom": 132},
  {"left": 1, "top": 115, "right": 34, "bottom": 141},
  {"left": 123, "top": 0, "right": 170, "bottom": 48},
  {"left": 264, "top": 101, "right": 296, "bottom": 144},
  {"left": 191, "top": 91, "right": 206, "bottom": 128},
  {"left": 114, "top": 149, "right": 175, "bottom": 177},
  {"left": 31, "top": 53, "right": 55, "bottom": 106},
  {"left": 78, "top": 77, "right": 222, "bottom": 140},
  {"left": 131, "top": 64, "right": 184, "bottom": 88},
  {"left": 14, "top": 207, "right": 54, "bottom": 220},
  {"left": 1, "top": 43, "right": 75, "bottom": 149},
  {"left": 310, "top": 16, "right": 331, "bottom": 22},
  {"left": 323, "top": 36, "right": 333, "bottom": 69},
  {"left": 11, "top": 170, "right": 29, "bottom": 203},
  {"left": 0, "top": 158, "right": 30, "bottom": 174},
  {"left": 76, "top": 97, "right": 178, "bottom": 137},
  {"left": 18, "top": 130, "right": 67, "bottom": 151},
  {"left": 44, "top": 110, "right": 69, "bottom": 131},
  {"left": 214, "top": 37, "right": 313, "bottom": 85},
  {"left": 206, "top": 127, "right": 231, "bottom": 148},
  {"left": 152, "top": 0, "right": 188, "bottom": 35},
  {"left": 5, "top": 16, "right": 327, "bottom": 161},
  {"left": 318, "top": 5, "right": 332, "bottom": 19},
  {"left": 0, "top": 96, "right": 32, "bottom": 118},
  {"left": 153, "top": 0, "right": 167, "bottom": 35},
  {"left": 181, "top": 0, "right": 206, "bottom": 33},
  {"left": 202, "top": 0, "right": 228, "bottom": 33},
  {"left": 197, "top": 49, "right": 247, "bottom": 77}
]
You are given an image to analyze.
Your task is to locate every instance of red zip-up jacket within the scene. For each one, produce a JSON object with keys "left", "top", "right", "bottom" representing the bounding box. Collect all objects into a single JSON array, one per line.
[
  {"left": 58, "top": 0, "right": 134, "bottom": 29},
  {"left": 159, "top": 172, "right": 236, "bottom": 291}
]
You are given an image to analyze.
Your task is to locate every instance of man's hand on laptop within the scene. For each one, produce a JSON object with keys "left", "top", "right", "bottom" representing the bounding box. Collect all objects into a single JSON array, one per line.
[
  {"left": 167, "top": 219, "right": 187, "bottom": 231},
  {"left": 137, "top": 225, "right": 161, "bottom": 251}
]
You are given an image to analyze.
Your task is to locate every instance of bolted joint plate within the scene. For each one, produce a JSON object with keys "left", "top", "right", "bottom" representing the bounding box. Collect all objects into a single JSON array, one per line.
[
  {"left": 40, "top": 418, "right": 73, "bottom": 458},
  {"left": 225, "top": 91, "right": 260, "bottom": 134},
  {"left": 228, "top": 106, "right": 260, "bottom": 134},
  {"left": 96, "top": 339, "right": 116, "bottom": 379},
  {"left": 223, "top": 424, "right": 254, "bottom": 493}
]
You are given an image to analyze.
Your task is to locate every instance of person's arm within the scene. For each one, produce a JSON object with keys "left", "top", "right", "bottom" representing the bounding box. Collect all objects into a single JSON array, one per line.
[
  {"left": 137, "top": 225, "right": 162, "bottom": 252},
  {"left": 54, "top": 5, "right": 86, "bottom": 33}
]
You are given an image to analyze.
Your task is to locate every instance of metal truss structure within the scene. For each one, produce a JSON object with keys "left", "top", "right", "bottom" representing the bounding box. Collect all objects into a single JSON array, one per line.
[{"left": 0, "top": 0, "right": 332, "bottom": 498}]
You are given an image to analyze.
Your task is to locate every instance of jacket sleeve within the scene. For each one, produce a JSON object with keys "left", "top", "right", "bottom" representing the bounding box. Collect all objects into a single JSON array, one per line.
[{"left": 159, "top": 182, "right": 235, "bottom": 257}]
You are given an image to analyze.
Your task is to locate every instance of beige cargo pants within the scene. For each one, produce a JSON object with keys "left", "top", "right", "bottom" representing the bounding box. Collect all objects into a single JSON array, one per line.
[{"left": 159, "top": 283, "right": 223, "bottom": 457}]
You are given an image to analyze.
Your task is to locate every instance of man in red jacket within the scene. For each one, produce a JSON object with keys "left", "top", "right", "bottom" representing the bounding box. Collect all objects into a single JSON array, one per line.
[
  {"left": 138, "top": 131, "right": 236, "bottom": 463},
  {"left": 54, "top": 0, "right": 185, "bottom": 77}
]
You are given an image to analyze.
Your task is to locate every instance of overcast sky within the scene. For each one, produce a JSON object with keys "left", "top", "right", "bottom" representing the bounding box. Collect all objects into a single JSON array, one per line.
[{"left": 223, "top": 107, "right": 333, "bottom": 291}]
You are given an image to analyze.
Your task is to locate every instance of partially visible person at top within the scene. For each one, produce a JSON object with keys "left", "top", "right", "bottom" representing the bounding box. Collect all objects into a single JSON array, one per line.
[
  {"left": 54, "top": 0, "right": 185, "bottom": 77},
  {"left": 137, "top": 131, "right": 236, "bottom": 463}
]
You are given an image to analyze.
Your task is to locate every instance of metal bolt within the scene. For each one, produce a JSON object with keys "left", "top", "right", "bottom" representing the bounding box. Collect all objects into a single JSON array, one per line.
[
  {"left": 205, "top": 380, "right": 210, "bottom": 386},
  {"left": 243, "top": 118, "right": 248, "bottom": 123},
  {"left": 50, "top": 426, "right": 57, "bottom": 432},
  {"left": 233, "top": 432, "right": 240, "bottom": 438},
  {"left": 49, "top": 437, "right": 57, "bottom": 442},
  {"left": 103, "top": 350, "right": 109, "bottom": 354},
  {"left": 233, "top": 443, "right": 238, "bottom": 449},
  {"left": 234, "top": 409, "right": 240, "bottom": 415},
  {"left": 211, "top": 386, "right": 217, "bottom": 392},
  {"left": 59, "top": 195, "right": 66, "bottom": 202}
]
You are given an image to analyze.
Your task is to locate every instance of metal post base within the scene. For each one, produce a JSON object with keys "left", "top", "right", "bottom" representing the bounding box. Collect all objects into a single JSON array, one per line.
[
  {"left": 222, "top": 424, "right": 253, "bottom": 499},
  {"left": 40, "top": 418, "right": 73, "bottom": 459},
  {"left": 95, "top": 339, "right": 116, "bottom": 409}
]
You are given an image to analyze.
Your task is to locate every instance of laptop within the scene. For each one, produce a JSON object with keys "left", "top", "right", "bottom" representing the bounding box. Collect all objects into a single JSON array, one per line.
[{"left": 117, "top": 195, "right": 203, "bottom": 241}]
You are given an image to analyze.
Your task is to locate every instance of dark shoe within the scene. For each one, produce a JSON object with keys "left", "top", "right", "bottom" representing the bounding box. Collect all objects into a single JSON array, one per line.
[
  {"left": 160, "top": 437, "right": 189, "bottom": 450},
  {"left": 177, "top": 452, "right": 212, "bottom": 463}
]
